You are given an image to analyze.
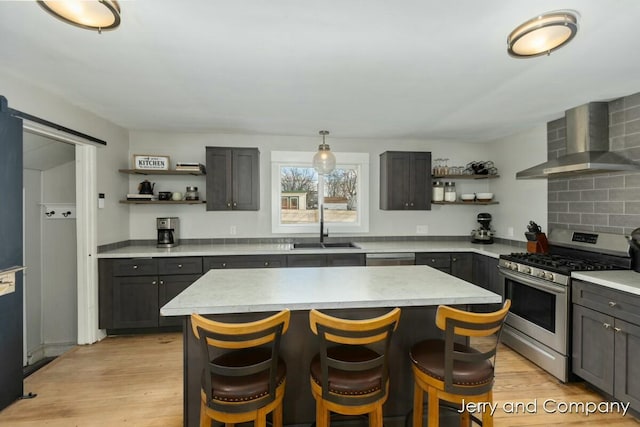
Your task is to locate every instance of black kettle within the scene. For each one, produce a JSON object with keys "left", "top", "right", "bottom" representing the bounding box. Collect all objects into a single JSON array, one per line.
[
  {"left": 628, "top": 227, "right": 640, "bottom": 273},
  {"left": 138, "top": 179, "right": 155, "bottom": 195}
]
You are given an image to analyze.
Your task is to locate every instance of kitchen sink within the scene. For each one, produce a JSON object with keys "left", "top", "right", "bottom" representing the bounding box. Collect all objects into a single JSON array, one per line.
[{"left": 292, "top": 242, "right": 359, "bottom": 249}]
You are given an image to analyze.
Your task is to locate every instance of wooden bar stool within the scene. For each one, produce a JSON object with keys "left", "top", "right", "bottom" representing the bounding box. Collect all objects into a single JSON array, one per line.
[
  {"left": 190, "top": 309, "right": 290, "bottom": 427},
  {"left": 309, "top": 308, "right": 401, "bottom": 427},
  {"left": 409, "top": 301, "right": 510, "bottom": 427}
]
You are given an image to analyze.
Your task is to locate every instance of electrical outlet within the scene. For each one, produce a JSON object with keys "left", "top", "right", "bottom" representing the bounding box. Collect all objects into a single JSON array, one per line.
[
  {"left": 507, "top": 227, "right": 514, "bottom": 237},
  {"left": 230, "top": 226, "right": 237, "bottom": 235},
  {"left": 416, "top": 225, "right": 429, "bottom": 234}
]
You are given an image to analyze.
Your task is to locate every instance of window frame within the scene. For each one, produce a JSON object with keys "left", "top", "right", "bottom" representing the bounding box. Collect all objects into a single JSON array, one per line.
[{"left": 271, "top": 151, "right": 369, "bottom": 234}]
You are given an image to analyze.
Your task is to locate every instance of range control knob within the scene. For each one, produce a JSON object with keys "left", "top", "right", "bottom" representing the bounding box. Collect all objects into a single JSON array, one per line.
[
  {"left": 511, "top": 263, "right": 519, "bottom": 271},
  {"left": 545, "top": 272, "right": 554, "bottom": 281},
  {"left": 523, "top": 266, "right": 532, "bottom": 274}
]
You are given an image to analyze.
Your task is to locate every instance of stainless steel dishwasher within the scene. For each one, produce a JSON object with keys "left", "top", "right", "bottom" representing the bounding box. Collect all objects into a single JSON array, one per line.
[{"left": 365, "top": 253, "right": 415, "bottom": 266}]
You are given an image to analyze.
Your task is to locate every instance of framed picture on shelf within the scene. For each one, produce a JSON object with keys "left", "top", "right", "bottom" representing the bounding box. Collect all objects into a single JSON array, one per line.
[{"left": 133, "top": 154, "right": 170, "bottom": 170}]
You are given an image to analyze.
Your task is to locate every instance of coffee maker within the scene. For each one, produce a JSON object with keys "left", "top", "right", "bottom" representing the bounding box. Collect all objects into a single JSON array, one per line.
[
  {"left": 471, "top": 213, "right": 494, "bottom": 244},
  {"left": 157, "top": 217, "right": 179, "bottom": 248}
]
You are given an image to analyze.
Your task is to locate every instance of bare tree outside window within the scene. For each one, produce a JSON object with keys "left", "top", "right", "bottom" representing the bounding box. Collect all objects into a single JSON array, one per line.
[
  {"left": 325, "top": 168, "right": 358, "bottom": 210},
  {"left": 279, "top": 166, "right": 358, "bottom": 224}
]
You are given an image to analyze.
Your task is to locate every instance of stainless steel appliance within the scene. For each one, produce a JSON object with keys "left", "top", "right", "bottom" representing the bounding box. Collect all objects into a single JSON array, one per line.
[
  {"left": 471, "top": 212, "right": 494, "bottom": 244},
  {"left": 517, "top": 102, "right": 640, "bottom": 179},
  {"left": 498, "top": 229, "right": 631, "bottom": 382},
  {"left": 157, "top": 217, "right": 179, "bottom": 248},
  {"left": 365, "top": 253, "right": 415, "bottom": 266}
]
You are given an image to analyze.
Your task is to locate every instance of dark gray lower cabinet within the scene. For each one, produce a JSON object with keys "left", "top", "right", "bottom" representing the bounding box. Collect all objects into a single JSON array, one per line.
[
  {"left": 572, "top": 280, "right": 640, "bottom": 411},
  {"left": 112, "top": 275, "right": 160, "bottom": 328},
  {"left": 471, "top": 254, "right": 502, "bottom": 312},
  {"left": 572, "top": 304, "right": 614, "bottom": 393},
  {"left": 158, "top": 274, "right": 202, "bottom": 327},
  {"left": 415, "top": 253, "right": 452, "bottom": 273},
  {"left": 99, "top": 257, "right": 202, "bottom": 330},
  {"left": 287, "top": 253, "right": 365, "bottom": 267},
  {"left": 451, "top": 253, "right": 473, "bottom": 282},
  {"left": 204, "top": 255, "right": 286, "bottom": 270},
  {"left": 415, "top": 252, "right": 473, "bottom": 282}
]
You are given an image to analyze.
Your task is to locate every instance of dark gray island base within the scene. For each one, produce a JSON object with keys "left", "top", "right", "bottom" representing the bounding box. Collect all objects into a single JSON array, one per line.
[{"left": 161, "top": 266, "right": 501, "bottom": 426}]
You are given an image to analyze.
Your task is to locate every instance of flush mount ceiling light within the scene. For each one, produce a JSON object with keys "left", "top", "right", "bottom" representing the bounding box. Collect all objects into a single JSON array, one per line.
[
  {"left": 37, "top": 0, "right": 121, "bottom": 33},
  {"left": 507, "top": 11, "right": 578, "bottom": 58},
  {"left": 312, "top": 130, "right": 336, "bottom": 175}
]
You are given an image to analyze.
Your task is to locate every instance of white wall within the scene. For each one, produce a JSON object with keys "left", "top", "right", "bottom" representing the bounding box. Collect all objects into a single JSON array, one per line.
[
  {"left": 488, "top": 125, "right": 548, "bottom": 241},
  {"left": 41, "top": 162, "right": 77, "bottom": 352},
  {"left": 0, "top": 71, "right": 130, "bottom": 246},
  {"left": 23, "top": 169, "right": 42, "bottom": 360},
  {"left": 129, "top": 131, "right": 542, "bottom": 239}
]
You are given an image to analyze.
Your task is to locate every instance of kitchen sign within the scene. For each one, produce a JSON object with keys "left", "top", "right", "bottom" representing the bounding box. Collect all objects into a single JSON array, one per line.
[{"left": 133, "top": 154, "right": 170, "bottom": 170}]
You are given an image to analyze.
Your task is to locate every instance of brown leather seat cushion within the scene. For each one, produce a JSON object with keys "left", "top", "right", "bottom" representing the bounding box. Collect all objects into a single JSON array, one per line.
[
  {"left": 410, "top": 339, "right": 493, "bottom": 386},
  {"left": 203, "top": 347, "right": 286, "bottom": 402},
  {"left": 310, "top": 345, "right": 384, "bottom": 395}
]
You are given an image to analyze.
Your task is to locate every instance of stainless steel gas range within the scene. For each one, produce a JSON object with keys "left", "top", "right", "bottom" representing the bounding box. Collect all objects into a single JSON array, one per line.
[{"left": 498, "top": 229, "right": 631, "bottom": 382}]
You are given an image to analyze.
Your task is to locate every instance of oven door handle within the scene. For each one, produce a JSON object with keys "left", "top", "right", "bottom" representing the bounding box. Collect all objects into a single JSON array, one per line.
[{"left": 499, "top": 268, "right": 567, "bottom": 295}]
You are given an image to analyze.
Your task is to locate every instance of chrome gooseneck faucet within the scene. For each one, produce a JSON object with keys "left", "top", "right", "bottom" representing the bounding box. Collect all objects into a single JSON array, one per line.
[{"left": 320, "top": 204, "right": 329, "bottom": 243}]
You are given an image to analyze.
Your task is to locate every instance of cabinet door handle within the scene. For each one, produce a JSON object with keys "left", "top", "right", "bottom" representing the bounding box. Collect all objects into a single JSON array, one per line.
[
  {"left": 452, "top": 257, "right": 457, "bottom": 262},
  {"left": 233, "top": 202, "right": 237, "bottom": 207},
  {"left": 264, "top": 262, "right": 269, "bottom": 266},
  {"left": 132, "top": 265, "right": 138, "bottom": 269},
  {"left": 608, "top": 301, "right": 617, "bottom": 307},
  {"left": 614, "top": 327, "right": 622, "bottom": 333},
  {"left": 404, "top": 202, "right": 409, "bottom": 207},
  {"left": 221, "top": 263, "right": 227, "bottom": 268},
  {"left": 152, "top": 280, "right": 157, "bottom": 285},
  {"left": 227, "top": 203, "right": 232, "bottom": 208},
  {"left": 159, "top": 280, "right": 164, "bottom": 285},
  {"left": 410, "top": 202, "right": 414, "bottom": 207},
  {"left": 177, "top": 264, "right": 183, "bottom": 268},
  {"left": 431, "top": 259, "right": 436, "bottom": 263},
  {"left": 603, "top": 323, "right": 611, "bottom": 329}
]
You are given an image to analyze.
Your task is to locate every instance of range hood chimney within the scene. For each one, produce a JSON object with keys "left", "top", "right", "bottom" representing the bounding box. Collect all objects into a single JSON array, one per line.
[{"left": 516, "top": 102, "right": 640, "bottom": 179}]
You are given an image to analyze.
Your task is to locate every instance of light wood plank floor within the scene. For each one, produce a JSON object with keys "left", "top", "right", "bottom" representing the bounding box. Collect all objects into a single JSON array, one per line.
[{"left": 0, "top": 333, "right": 638, "bottom": 426}]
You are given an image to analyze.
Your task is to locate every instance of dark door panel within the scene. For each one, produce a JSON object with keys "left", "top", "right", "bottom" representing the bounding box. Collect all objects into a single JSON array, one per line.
[{"left": 0, "top": 101, "right": 24, "bottom": 410}]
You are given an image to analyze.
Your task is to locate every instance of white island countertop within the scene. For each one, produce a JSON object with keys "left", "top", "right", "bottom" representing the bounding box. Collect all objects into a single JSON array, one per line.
[{"left": 160, "top": 265, "right": 501, "bottom": 316}]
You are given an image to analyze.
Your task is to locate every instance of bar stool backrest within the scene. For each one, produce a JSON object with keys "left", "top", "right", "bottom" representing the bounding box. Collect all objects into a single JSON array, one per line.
[
  {"left": 190, "top": 310, "right": 291, "bottom": 413},
  {"left": 436, "top": 301, "right": 511, "bottom": 396},
  {"left": 309, "top": 308, "right": 401, "bottom": 407}
]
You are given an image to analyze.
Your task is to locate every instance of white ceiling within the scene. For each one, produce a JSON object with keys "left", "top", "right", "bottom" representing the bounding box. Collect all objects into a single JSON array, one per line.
[{"left": 2, "top": 1, "right": 640, "bottom": 142}]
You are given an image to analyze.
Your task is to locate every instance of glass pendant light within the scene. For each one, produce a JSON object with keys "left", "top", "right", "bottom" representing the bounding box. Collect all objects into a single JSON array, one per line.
[
  {"left": 37, "top": 0, "right": 121, "bottom": 33},
  {"left": 312, "top": 130, "right": 336, "bottom": 175},
  {"left": 507, "top": 11, "right": 578, "bottom": 58}
]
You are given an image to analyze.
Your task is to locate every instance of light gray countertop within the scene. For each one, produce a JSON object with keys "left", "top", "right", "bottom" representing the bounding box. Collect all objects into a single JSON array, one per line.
[
  {"left": 572, "top": 270, "right": 640, "bottom": 296},
  {"left": 97, "top": 240, "right": 518, "bottom": 259},
  {"left": 160, "top": 265, "right": 501, "bottom": 316}
]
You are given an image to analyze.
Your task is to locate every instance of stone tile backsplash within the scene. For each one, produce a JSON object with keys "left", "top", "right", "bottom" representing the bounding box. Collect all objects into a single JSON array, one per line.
[{"left": 548, "top": 91, "right": 640, "bottom": 235}]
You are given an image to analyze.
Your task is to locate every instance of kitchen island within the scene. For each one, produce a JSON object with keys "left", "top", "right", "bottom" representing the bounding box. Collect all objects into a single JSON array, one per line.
[{"left": 161, "top": 265, "right": 501, "bottom": 426}]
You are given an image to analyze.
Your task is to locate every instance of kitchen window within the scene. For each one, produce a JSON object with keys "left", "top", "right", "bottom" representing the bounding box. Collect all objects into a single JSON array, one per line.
[{"left": 271, "top": 151, "right": 369, "bottom": 234}]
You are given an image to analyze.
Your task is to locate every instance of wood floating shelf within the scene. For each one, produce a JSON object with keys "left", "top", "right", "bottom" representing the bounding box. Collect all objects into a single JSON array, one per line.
[
  {"left": 431, "top": 174, "right": 500, "bottom": 180},
  {"left": 118, "top": 169, "right": 205, "bottom": 176},
  {"left": 119, "top": 200, "right": 206, "bottom": 205},
  {"left": 432, "top": 201, "right": 499, "bottom": 205}
]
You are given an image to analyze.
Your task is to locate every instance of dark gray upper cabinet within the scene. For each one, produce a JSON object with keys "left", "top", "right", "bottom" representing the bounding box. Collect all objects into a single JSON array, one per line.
[
  {"left": 380, "top": 151, "right": 431, "bottom": 210},
  {"left": 206, "top": 147, "right": 260, "bottom": 211}
]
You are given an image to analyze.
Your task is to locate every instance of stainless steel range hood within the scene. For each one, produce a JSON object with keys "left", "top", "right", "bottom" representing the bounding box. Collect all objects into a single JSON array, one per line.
[{"left": 516, "top": 102, "right": 640, "bottom": 179}]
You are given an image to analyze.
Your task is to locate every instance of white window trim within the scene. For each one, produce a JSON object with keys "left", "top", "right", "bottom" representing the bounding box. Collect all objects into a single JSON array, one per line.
[{"left": 271, "top": 151, "right": 369, "bottom": 234}]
